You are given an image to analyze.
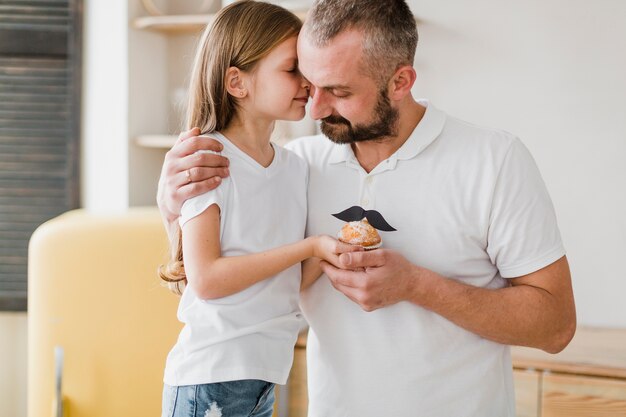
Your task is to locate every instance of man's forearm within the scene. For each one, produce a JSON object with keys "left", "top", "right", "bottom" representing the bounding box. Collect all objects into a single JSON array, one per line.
[{"left": 410, "top": 257, "right": 576, "bottom": 353}]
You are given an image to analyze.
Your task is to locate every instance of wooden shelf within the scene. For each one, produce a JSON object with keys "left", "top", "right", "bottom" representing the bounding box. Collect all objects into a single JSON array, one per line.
[
  {"left": 133, "top": 14, "right": 213, "bottom": 33},
  {"left": 133, "top": 11, "right": 309, "bottom": 34},
  {"left": 135, "top": 134, "right": 176, "bottom": 149}
]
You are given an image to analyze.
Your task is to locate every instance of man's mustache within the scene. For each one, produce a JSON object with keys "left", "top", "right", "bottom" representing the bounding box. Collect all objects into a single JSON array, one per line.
[{"left": 322, "top": 115, "right": 350, "bottom": 125}]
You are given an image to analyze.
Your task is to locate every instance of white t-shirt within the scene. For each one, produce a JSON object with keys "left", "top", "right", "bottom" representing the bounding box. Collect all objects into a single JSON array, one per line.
[
  {"left": 286, "top": 100, "right": 565, "bottom": 417},
  {"left": 163, "top": 132, "right": 308, "bottom": 386}
]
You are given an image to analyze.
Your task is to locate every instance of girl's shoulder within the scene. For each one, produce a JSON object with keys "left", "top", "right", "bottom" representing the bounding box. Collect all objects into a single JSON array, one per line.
[{"left": 199, "top": 131, "right": 230, "bottom": 154}]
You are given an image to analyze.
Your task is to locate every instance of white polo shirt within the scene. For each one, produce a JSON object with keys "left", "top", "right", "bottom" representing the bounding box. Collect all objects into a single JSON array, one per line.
[
  {"left": 286, "top": 100, "right": 565, "bottom": 417},
  {"left": 164, "top": 132, "right": 308, "bottom": 386}
]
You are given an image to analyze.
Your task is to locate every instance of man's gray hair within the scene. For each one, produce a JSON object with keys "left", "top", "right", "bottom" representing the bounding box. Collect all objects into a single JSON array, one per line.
[{"left": 303, "top": 0, "right": 418, "bottom": 86}]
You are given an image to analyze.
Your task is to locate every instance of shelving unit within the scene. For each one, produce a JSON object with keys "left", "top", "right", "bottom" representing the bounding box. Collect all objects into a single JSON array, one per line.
[
  {"left": 135, "top": 134, "right": 177, "bottom": 149},
  {"left": 132, "top": 9, "right": 310, "bottom": 150}
]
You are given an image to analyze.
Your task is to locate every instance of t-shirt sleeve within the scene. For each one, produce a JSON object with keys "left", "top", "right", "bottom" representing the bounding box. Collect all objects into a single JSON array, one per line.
[
  {"left": 487, "top": 138, "right": 565, "bottom": 278},
  {"left": 179, "top": 178, "right": 230, "bottom": 228}
]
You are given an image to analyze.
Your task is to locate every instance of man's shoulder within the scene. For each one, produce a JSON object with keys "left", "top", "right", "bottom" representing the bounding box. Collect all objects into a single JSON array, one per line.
[
  {"left": 416, "top": 100, "right": 518, "bottom": 149},
  {"left": 442, "top": 113, "right": 519, "bottom": 150},
  {"left": 284, "top": 134, "right": 335, "bottom": 162}
]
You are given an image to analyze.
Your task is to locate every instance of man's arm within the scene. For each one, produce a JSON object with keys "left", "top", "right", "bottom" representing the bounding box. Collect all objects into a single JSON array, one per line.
[
  {"left": 320, "top": 251, "right": 576, "bottom": 353},
  {"left": 156, "top": 127, "right": 231, "bottom": 235}
]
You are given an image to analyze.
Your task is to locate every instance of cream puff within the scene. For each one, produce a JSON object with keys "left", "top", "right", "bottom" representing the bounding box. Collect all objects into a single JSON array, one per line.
[
  {"left": 337, "top": 218, "right": 382, "bottom": 250},
  {"left": 333, "top": 206, "right": 396, "bottom": 250}
]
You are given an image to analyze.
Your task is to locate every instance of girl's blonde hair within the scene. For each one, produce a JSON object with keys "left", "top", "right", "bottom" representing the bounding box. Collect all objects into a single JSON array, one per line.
[
  {"left": 158, "top": 1, "right": 302, "bottom": 295},
  {"left": 188, "top": 0, "right": 302, "bottom": 132}
]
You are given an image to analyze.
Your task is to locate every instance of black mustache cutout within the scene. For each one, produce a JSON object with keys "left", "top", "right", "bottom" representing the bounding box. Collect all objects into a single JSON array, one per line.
[{"left": 332, "top": 206, "right": 397, "bottom": 232}]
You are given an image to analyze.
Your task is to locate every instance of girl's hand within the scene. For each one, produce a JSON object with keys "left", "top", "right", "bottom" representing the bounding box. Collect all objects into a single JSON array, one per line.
[
  {"left": 312, "top": 235, "right": 363, "bottom": 268},
  {"left": 302, "top": 236, "right": 364, "bottom": 291}
]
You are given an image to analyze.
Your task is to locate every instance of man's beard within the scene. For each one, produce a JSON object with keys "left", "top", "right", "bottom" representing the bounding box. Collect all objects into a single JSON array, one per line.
[{"left": 320, "top": 89, "right": 399, "bottom": 144}]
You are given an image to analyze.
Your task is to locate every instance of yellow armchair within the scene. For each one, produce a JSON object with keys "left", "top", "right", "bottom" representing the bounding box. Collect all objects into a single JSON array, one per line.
[{"left": 27, "top": 208, "right": 181, "bottom": 417}]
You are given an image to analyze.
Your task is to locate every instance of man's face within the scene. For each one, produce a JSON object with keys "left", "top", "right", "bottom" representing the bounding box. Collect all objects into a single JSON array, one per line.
[
  {"left": 319, "top": 88, "right": 399, "bottom": 144},
  {"left": 297, "top": 30, "right": 399, "bottom": 144}
]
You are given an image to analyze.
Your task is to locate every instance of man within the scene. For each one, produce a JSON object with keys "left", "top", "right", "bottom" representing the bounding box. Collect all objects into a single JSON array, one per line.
[{"left": 157, "top": 0, "right": 576, "bottom": 416}]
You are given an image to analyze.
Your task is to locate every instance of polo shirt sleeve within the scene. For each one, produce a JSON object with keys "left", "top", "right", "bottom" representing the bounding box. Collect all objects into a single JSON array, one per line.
[
  {"left": 486, "top": 138, "right": 565, "bottom": 278},
  {"left": 179, "top": 177, "right": 230, "bottom": 228}
]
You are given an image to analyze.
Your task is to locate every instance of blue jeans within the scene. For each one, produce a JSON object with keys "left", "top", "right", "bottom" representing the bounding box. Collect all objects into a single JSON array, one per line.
[{"left": 162, "top": 380, "right": 275, "bottom": 417}]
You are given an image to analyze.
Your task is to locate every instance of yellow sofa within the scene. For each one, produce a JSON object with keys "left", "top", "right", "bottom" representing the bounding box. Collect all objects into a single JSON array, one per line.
[{"left": 27, "top": 208, "right": 181, "bottom": 417}]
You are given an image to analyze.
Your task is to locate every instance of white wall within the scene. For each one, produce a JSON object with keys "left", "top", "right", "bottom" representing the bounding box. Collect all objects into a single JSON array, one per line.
[
  {"left": 408, "top": 0, "right": 626, "bottom": 327},
  {"left": 0, "top": 313, "right": 27, "bottom": 417},
  {"left": 81, "top": 0, "right": 129, "bottom": 211}
]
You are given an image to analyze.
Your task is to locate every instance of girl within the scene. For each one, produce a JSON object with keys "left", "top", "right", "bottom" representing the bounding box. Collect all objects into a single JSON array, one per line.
[{"left": 158, "top": 2, "right": 358, "bottom": 416}]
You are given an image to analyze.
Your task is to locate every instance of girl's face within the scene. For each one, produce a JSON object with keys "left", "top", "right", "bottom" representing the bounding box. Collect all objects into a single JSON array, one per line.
[{"left": 246, "top": 36, "right": 310, "bottom": 122}]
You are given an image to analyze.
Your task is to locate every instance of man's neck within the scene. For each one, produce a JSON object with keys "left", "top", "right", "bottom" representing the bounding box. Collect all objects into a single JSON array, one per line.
[{"left": 352, "top": 101, "right": 426, "bottom": 173}]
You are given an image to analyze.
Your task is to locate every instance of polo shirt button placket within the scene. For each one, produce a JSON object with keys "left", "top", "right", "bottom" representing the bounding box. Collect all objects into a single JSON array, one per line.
[{"left": 361, "top": 175, "right": 374, "bottom": 207}]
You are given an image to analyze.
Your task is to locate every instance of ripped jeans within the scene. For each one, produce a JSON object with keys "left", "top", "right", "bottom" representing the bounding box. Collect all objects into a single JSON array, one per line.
[{"left": 162, "top": 380, "right": 275, "bottom": 417}]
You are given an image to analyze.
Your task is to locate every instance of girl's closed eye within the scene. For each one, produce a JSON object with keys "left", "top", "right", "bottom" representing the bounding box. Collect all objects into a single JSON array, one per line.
[{"left": 284, "top": 58, "right": 299, "bottom": 73}]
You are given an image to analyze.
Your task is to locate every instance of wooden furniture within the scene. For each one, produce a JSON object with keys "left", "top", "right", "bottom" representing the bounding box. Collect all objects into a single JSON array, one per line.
[
  {"left": 288, "top": 327, "right": 626, "bottom": 417},
  {"left": 512, "top": 327, "right": 626, "bottom": 417},
  {"left": 288, "top": 333, "right": 310, "bottom": 417}
]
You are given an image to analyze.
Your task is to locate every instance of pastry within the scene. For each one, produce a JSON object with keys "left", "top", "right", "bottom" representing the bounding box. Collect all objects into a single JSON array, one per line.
[
  {"left": 337, "top": 218, "right": 382, "bottom": 250},
  {"left": 332, "top": 206, "right": 396, "bottom": 250}
]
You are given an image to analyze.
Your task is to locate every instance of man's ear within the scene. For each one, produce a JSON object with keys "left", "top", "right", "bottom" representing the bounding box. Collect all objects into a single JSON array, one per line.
[
  {"left": 225, "top": 66, "right": 248, "bottom": 98},
  {"left": 388, "top": 65, "right": 416, "bottom": 101}
]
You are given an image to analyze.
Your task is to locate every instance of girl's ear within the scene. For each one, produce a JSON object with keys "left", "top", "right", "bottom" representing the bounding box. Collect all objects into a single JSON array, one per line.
[
  {"left": 225, "top": 66, "right": 248, "bottom": 98},
  {"left": 388, "top": 65, "right": 416, "bottom": 101}
]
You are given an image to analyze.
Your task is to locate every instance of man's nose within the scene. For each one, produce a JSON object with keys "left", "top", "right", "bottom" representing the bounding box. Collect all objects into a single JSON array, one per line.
[{"left": 308, "top": 86, "right": 331, "bottom": 120}]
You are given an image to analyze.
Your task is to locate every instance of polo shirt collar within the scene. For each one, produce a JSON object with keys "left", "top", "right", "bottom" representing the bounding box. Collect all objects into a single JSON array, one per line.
[
  {"left": 328, "top": 143, "right": 354, "bottom": 164},
  {"left": 328, "top": 99, "right": 446, "bottom": 166}
]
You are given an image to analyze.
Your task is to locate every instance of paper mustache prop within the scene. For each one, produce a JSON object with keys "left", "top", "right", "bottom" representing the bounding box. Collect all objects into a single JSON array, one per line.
[{"left": 332, "top": 206, "right": 397, "bottom": 232}]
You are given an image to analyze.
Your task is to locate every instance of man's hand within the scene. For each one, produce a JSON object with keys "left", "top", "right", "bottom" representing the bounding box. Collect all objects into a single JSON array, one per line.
[
  {"left": 157, "top": 127, "right": 231, "bottom": 226},
  {"left": 322, "top": 249, "right": 576, "bottom": 353},
  {"left": 320, "top": 248, "right": 417, "bottom": 312}
]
